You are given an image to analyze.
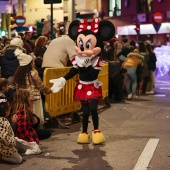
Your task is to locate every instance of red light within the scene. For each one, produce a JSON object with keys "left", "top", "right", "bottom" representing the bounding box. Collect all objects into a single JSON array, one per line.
[{"left": 136, "top": 27, "right": 139, "bottom": 31}]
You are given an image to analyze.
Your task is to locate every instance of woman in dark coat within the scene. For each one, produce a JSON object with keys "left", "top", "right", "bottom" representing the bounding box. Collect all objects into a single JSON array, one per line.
[{"left": 0, "top": 38, "right": 25, "bottom": 81}]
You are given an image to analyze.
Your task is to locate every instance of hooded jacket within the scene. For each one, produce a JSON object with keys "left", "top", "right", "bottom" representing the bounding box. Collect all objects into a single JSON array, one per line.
[
  {"left": 122, "top": 51, "right": 144, "bottom": 69},
  {"left": 0, "top": 45, "right": 26, "bottom": 79}
]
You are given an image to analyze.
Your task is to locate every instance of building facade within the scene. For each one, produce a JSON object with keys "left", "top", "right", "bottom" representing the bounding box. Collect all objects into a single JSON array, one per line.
[
  {"left": 1, "top": 0, "right": 170, "bottom": 45},
  {"left": 102, "top": 0, "right": 170, "bottom": 45}
]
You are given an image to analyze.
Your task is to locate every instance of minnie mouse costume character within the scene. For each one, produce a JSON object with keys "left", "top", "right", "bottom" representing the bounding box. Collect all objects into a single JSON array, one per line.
[{"left": 50, "top": 18, "right": 115, "bottom": 144}]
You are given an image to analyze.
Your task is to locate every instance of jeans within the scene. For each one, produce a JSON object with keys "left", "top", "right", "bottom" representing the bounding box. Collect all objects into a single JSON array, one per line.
[{"left": 124, "top": 66, "right": 137, "bottom": 94}]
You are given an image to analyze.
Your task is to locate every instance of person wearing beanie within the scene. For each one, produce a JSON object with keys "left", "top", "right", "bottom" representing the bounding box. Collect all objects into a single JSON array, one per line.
[
  {"left": 111, "top": 68, "right": 127, "bottom": 103},
  {"left": 0, "top": 37, "right": 26, "bottom": 83},
  {"left": 12, "top": 49, "right": 52, "bottom": 126}
]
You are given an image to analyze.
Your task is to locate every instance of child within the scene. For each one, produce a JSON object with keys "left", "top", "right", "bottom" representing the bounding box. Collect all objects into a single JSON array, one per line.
[
  {"left": 12, "top": 49, "right": 52, "bottom": 125},
  {"left": 0, "top": 78, "right": 9, "bottom": 98},
  {"left": 34, "top": 57, "right": 51, "bottom": 122},
  {"left": 11, "top": 89, "right": 40, "bottom": 144},
  {"left": 0, "top": 97, "right": 22, "bottom": 164},
  {"left": 0, "top": 77, "right": 15, "bottom": 103}
]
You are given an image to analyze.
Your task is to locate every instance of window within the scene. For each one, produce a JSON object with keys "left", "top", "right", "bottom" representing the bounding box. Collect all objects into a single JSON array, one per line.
[
  {"left": 137, "top": 0, "right": 153, "bottom": 13},
  {"left": 109, "top": 0, "right": 121, "bottom": 17}
]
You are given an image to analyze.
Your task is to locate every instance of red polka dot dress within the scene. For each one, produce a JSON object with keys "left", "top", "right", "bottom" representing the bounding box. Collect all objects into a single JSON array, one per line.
[{"left": 70, "top": 56, "right": 103, "bottom": 103}]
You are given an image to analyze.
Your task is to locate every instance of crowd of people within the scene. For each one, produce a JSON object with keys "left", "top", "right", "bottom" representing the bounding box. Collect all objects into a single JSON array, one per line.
[
  {"left": 0, "top": 32, "right": 55, "bottom": 164},
  {"left": 101, "top": 37, "right": 157, "bottom": 102},
  {"left": 0, "top": 30, "right": 157, "bottom": 164}
]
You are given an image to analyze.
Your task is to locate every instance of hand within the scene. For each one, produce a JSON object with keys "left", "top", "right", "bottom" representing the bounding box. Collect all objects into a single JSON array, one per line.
[
  {"left": 80, "top": 57, "right": 92, "bottom": 67},
  {"left": 49, "top": 77, "right": 66, "bottom": 93},
  {"left": 32, "top": 117, "right": 38, "bottom": 125}
]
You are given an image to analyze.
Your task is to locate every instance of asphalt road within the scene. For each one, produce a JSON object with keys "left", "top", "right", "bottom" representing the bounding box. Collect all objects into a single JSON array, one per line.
[{"left": 1, "top": 74, "right": 170, "bottom": 170}]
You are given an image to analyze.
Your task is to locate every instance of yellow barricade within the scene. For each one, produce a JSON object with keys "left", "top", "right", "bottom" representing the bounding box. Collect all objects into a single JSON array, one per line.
[{"left": 43, "top": 63, "right": 108, "bottom": 117}]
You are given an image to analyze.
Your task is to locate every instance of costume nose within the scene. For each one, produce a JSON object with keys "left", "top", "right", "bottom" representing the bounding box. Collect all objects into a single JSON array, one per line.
[{"left": 80, "top": 46, "right": 84, "bottom": 51}]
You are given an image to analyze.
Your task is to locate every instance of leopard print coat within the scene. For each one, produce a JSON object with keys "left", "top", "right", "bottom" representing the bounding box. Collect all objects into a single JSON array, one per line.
[{"left": 0, "top": 117, "right": 18, "bottom": 158}]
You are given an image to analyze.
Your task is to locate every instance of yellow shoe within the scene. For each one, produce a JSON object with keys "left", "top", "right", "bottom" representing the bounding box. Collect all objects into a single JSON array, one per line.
[
  {"left": 92, "top": 130, "right": 105, "bottom": 144},
  {"left": 77, "top": 132, "right": 90, "bottom": 144}
]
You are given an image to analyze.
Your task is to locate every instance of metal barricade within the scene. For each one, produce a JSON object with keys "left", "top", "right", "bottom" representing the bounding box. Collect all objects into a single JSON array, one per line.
[{"left": 43, "top": 63, "right": 109, "bottom": 117}]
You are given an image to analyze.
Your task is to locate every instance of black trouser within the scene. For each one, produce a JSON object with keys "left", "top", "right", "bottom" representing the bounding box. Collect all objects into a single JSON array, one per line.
[{"left": 81, "top": 100, "right": 98, "bottom": 132}]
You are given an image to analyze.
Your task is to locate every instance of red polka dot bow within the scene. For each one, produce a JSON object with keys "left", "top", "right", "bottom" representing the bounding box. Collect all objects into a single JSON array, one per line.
[{"left": 78, "top": 18, "right": 100, "bottom": 34}]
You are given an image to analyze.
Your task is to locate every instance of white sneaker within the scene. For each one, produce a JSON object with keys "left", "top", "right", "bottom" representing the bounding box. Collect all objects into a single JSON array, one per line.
[
  {"left": 128, "top": 93, "right": 132, "bottom": 99},
  {"left": 146, "top": 91, "right": 154, "bottom": 94},
  {"left": 132, "top": 94, "right": 139, "bottom": 99}
]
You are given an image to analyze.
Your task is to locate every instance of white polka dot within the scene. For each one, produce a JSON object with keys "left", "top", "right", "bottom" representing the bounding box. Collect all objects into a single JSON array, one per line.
[
  {"left": 80, "top": 25, "right": 84, "bottom": 28},
  {"left": 78, "top": 84, "right": 82, "bottom": 89},
  {"left": 80, "top": 19, "right": 84, "bottom": 23},
  {"left": 95, "top": 18, "right": 98, "bottom": 23},
  {"left": 99, "top": 61, "right": 102, "bottom": 66},
  {"left": 95, "top": 24, "right": 98, "bottom": 28},
  {"left": 87, "top": 26, "right": 91, "bottom": 30},
  {"left": 78, "top": 29, "right": 82, "bottom": 32},
  {"left": 87, "top": 91, "right": 92, "bottom": 96},
  {"left": 94, "top": 29, "right": 98, "bottom": 33}
]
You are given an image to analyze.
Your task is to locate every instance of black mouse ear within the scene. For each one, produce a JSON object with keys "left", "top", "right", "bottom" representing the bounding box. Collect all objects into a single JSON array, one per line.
[
  {"left": 98, "top": 20, "right": 115, "bottom": 41},
  {"left": 68, "top": 20, "right": 80, "bottom": 40}
]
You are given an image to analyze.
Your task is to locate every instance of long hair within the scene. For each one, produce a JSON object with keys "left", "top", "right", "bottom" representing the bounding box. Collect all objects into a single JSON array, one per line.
[
  {"left": 13, "top": 62, "right": 33, "bottom": 87},
  {"left": 145, "top": 43, "right": 153, "bottom": 53},
  {"left": 138, "top": 41, "right": 147, "bottom": 53},
  {"left": 11, "top": 89, "right": 32, "bottom": 119},
  {"left": 34, "top": 36, "right": 47, "bottom": 54}
]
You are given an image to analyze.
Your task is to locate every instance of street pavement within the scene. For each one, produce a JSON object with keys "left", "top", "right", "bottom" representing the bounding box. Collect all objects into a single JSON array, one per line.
[{"left": 1, "top": 74, "right": 170, "bottom": 170}]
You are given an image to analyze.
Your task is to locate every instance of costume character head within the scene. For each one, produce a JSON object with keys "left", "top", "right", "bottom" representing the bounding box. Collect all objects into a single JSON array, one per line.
[{"left": 68, "top": 18, "right": 115, "bottom": 58}]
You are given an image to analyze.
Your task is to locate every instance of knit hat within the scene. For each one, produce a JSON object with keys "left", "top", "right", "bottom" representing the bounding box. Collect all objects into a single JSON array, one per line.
[
  {"left": 14, "top": 49, "right": 33, "bottom": 66},
  {"left": 10, "top": 38, "right": 23, "bottom": 47}
]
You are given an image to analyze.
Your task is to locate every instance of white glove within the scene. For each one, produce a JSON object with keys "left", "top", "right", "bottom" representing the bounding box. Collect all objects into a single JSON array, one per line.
[
  {"left": 80, "top": 57, "right": 92, "bottom": 67},
  {"left": 49, "top": 77, "right": 66, "bottom": 93}
]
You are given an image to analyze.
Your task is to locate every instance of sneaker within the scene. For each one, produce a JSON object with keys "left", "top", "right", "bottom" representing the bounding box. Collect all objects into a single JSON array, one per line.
[
  {"left": 146, "top": 91, "right": 154, "bottom": 94},
  {"left": 127, "top": 93, "right": 132, "bottom": 99},
  {"left": 132, "top": 94, "right": 139, "bottom": 99}
]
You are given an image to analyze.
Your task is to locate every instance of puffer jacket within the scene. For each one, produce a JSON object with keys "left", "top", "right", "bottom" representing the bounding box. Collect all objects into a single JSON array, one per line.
[
  {"left": 122, "top": 52, "right": 144, "bottom": 69},
  {"left": 0, "top": 45, "right": 26, "bottom": 79}
]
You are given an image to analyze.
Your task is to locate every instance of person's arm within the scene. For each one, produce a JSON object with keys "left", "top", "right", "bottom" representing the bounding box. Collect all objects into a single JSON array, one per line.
[
  {"left": 64, "top": 67, "right": 79, "bottom": 80},
  {"left": 31, "top": 70, "right": 52, "bottom": 94},
  {"left": 31, "top": 114, "right": 40, "bottom": 129}
]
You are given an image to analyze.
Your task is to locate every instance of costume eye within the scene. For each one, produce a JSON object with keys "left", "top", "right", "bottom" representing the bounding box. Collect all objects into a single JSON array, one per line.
[
  {"left": 86, "top": 40, "right": 92, "bottom": 49},
  {"left": 79, "top": 39, "right": 84, "bottom": 48}
]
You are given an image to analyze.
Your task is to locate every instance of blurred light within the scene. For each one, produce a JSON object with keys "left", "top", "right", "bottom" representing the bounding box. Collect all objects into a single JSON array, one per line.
[
  {"left": 115, "top": 34, "right": 118, "bottom": 38},
  {"left": 28, "top": 26, "right": 33, "bottom": 32},
  {"left": 154, "top": 94, "right": 166, "bottom": 97},
  {"left": 154, "top": 45, "right": 170, "bottom": 77},
  {"left": 1, "top": 30, "right": 6, "bottom": 36}
]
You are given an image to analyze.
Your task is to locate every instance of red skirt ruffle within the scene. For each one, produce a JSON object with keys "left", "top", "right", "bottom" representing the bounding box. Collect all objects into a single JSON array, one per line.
[{"left": 74, "top": 81, "right": 103, "bottom": 103}]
